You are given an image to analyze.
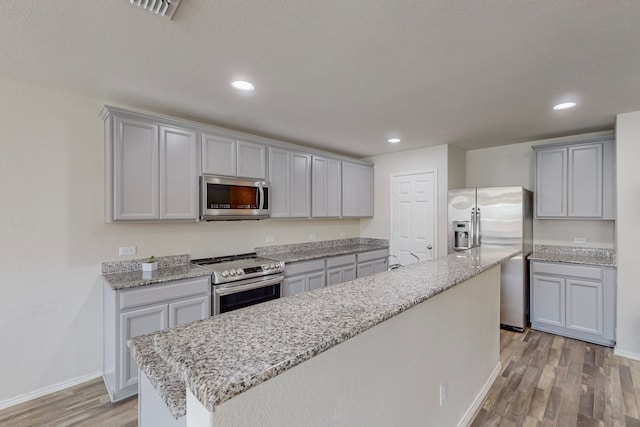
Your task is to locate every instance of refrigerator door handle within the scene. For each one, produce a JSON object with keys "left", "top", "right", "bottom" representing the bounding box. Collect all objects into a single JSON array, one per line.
[
  {"left": 470, "top": 208, "right": 476, "bottom": 249},
  {"left": 476, "top": 208, "right": 481, "bottom": 247}
]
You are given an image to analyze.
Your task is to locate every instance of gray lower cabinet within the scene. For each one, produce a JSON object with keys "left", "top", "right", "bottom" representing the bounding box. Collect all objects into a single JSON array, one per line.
[
  {"left": 530, "top": 261, "right": 615, "bottom": 346},
  {"left": 283, "top": 259, "right": 325, "bottom": 297},
  {"left": 326, "top": 254, "right": 357, "bottom": 286},
  {"left": 356, "top": 249, "right": 389, "bottom": 278},
  {"left": 103, "top": 276, "right": 211, "bottom": 402}
]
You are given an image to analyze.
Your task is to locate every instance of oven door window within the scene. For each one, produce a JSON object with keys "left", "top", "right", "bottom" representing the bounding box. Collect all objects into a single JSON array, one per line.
[{"left": 218, "top": 283, "right": 280, "bottom": 314}]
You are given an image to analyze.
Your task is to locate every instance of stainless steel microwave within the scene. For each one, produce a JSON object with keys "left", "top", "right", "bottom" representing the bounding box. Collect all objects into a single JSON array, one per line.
[{"left": 200, "top": 176, "right": 270, "bottom": 220}]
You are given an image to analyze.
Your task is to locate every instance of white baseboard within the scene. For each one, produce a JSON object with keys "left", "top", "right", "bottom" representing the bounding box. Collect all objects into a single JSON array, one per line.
[
  {"left": 0, "top": 371, "right": 102, "bottom": 411},
  {"left": 614, "top": 347, "right": 640, "bottom": 362},
  {"left": 457, "top": 361, "right": 502, "bottom": 427}
]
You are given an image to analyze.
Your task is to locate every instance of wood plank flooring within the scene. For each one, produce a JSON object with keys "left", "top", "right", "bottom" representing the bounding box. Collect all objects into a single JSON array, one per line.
[
  {"left": 1, "top": 329, "right": 638, "bottom": 426},
  {"left": 471, "top": 329, "right": 640, "bottom": 427},
  {"left": 0, "top": 379, "right": 136, "bottom": 427}
]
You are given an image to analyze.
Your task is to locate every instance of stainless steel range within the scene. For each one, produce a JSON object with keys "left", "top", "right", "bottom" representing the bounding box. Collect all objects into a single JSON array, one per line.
[{"left": 191, "top": 253, "right": 284, "bottom": 315}]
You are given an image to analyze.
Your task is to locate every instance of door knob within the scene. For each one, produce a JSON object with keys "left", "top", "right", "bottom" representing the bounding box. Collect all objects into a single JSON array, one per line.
[{"left": 427, "top": 245, "right": 433, "bottom": 250}]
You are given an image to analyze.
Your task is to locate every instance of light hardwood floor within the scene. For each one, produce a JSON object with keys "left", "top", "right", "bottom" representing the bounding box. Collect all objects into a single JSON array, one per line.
[{"left": 1, "top": 329, "right": 639, "bottom": 426}]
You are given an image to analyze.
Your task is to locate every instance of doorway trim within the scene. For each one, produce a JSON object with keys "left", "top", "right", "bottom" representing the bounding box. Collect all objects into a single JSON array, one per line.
[{"left": 389, "top": 169, "right": 438, "bottom": 262}]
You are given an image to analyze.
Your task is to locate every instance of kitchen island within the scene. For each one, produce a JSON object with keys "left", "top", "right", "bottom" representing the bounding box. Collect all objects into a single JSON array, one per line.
[{"left": 129, "top": 247, "right": 519, "bottom": 427}]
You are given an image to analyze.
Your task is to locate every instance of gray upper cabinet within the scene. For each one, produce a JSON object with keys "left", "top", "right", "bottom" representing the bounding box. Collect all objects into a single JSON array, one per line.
[
  {"left": 201, "top": 133, "right": 266, "bottom": 180},
  {"left": 159, "top": 126, "right": 199, "bottom": 220},
  {"left": 342, "top": 162, "right": 374, "bottom": 218},
  {"left": 113, "top": 116, "right": 159, "bottom": 220},
  {"left": 112, "top": 116, "right": 198, "bottom": 221},
  {"left": 312, "top": 156, "right": 342, "bottom": 218},
  {"left": 268, "top": 147, "right": 311, "bottom": 218},
  {"left": 534, "top": 137, "right": 615, "bottom": 219}
]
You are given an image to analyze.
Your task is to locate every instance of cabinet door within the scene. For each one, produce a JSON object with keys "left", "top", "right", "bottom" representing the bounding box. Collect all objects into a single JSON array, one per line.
[
  {"left": 159, "top": 126, "right": 198, "bottom": 220},
  {"left": 113, "top": 116, "right": 159, "bottom": 220},
  {"left": 268, "top": 148, "right": 291, "bottom": 217},
  {"left": 237, "top": 140, "right": 266, "bottom": 179},
  {"left": 568, "top": 143, "right": 603, "bottom": 218},
  {"left": 326, "top": 159, "right": 342, "bottom": 217},
  {"left": 284, "top": 276, "right": 306, "bottom": 297},
  {"left": 342, "top": 162, "right": 359, "bottom": 217},
  {"left": 201, "top": 133, "right": 236, "bottom": 176},
  {"left": 566, "top": 279, "right": 604, "bottom": 336},
  {"left": 536, "top": 148, "right": 567, "bottom": 217},
  {"left": 291, "top": 152, "right": 311, "bottom": 217},
  {"left": 326, "top": 268, "right": 343, "bottom": 286},
  {"left": 358, "top": 165, "right": 374, "bottom": 217},
  {"left": 531, "top": 275, "right": 565, "bottom": 327},
  {"left": 357, "top": 261, "right": 374, "bottom": 278},
  {"left": 168, "top": 295, "right": 210, "bottom": 328},
  {"left": 119, "top": 305, "right": 168, "bottom": 389},
  {"left": 373, "top": 258, "right": 387, "bottom": 274},
  {"left": 343, "top": 265, "right": 356, "bottom": 282},
  {"left": 312, "top": 157, "right": 328, "bottom": 217},
  {"left": 307, "top": 271, "right": 326, "bottom": 291}
]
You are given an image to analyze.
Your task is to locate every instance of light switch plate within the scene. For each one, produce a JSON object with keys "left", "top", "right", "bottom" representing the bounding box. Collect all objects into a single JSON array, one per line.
[
  {"left": 574, "top": 237, "right": 586, "bottom": 244},
  {"left": 118, "top": 246, "right": 137, "bottom": 256}
]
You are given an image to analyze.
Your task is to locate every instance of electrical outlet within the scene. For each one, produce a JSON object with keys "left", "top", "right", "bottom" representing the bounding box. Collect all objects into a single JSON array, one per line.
[
  {"left": 118, "top": 246, "right": 136, "bottom": 256},
  {"left": 439, "top": 383, "right": 447, "bottom": 407},
  {"left": 574, "top": 237, "right": 586, "bottom": 244},
  {"left": 266, "top": 236, "right": 275, "bottom": 243},
  {"left": 308, "top": 233, "right": 317, "bottom": 241},
  {"left": 339, "top": 231, "right": 346, "bottom": 238}
]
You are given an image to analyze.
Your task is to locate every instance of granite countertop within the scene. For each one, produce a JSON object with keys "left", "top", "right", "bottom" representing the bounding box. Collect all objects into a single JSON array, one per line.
[
  {"left": 527, "top": 245, "right": 616, "bottom": 268},
  {"left": 128, "top": 246, "right": 519, "bottom": 416},
  {"left": 103, "top": 264, "right": 211, "bottom": 290},
  {"left": 262, "top": 243, "right": 388, "bottom": 263}
]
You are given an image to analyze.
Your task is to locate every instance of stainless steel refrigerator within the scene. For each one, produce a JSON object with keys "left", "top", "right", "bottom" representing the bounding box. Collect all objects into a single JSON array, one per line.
[{"left": 448, "top": 186, "right": 533, "bottom": 331}]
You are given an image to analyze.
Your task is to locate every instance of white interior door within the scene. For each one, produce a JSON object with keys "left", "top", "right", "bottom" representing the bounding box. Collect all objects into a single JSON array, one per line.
[{"left": 391, "top": 171, "right": 436, "bottom": 265}]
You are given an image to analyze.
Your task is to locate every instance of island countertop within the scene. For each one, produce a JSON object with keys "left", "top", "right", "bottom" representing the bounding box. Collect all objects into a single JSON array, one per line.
[{"left": 128, "top": 247, "right": 519, "bottom": 415}]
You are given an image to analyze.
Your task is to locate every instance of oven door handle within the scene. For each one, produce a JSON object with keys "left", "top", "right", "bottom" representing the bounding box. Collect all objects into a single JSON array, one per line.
[{"left": 215, "top": 275, "right": 283, "bottom": 296}]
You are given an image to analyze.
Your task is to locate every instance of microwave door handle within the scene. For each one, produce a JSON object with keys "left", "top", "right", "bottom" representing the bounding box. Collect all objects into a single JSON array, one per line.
[{"left": 258, "top": 186, "right": 264, "bottom": 212}]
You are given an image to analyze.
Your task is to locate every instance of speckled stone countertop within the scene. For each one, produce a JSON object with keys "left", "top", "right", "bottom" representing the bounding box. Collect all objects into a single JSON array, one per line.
[
  {"left": 103, "top": 263, "right": 211, "bottom": 290},
  {"left": 128, "top": 246, "right": 519, "bottom": 416},
  {"left": 528, "top": 245, "right": 616, "bottom": 267},
  {"left": 255, "top": 237, "right": 389, "bottom": 263}
]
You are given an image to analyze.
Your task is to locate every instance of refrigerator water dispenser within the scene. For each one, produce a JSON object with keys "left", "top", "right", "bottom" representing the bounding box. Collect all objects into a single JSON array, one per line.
[{"left": 453, "top": 221, "right": 471, "bottom": 250}]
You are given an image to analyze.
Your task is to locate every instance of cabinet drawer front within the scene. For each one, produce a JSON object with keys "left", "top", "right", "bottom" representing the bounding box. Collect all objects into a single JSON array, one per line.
[
  {"left": 326, "top": 254, "right": 356, "bottom": 268},
  {"left": 357, "top": 249, "right": 388, "bottom": 263},
  {"left": 119, "top": 276, "right": 211, "bottom": 310},
  {"left": 285, "top": 259, "right": 325, "bottom": 276},
  {"left": 531, "top": 262, "right": 602, "bottom": 281}
]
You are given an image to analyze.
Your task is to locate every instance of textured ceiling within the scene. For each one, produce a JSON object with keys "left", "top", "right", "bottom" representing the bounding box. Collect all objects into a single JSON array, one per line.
[{"left": 1, "top": 1, "right": 639, "bottom": 157}]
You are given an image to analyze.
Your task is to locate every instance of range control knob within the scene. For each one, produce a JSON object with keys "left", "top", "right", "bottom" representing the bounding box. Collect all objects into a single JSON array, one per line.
[
  {"left": 235, "top": 268, "right": 243, "bottom": 275},
  {"left": 262, "top": 264, "right": 270, "bottom": 270},
  {"left": 221, "top": 270, "right": 229, "bottom": 278},
  {"left": 271, "top": 263, "right": 278, "bottom": 270}
]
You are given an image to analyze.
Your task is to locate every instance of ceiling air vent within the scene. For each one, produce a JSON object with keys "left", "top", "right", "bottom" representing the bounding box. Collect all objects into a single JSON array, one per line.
[{"left": 129, "top": 0, "right": 182, "bottom": 20}]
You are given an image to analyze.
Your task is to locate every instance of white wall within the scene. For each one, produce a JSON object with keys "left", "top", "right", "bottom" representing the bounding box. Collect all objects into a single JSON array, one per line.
[
  {"left": 0, "top": 78, "right": 362, "bottom": 404},
  {"left": 465, "top": 132, "right": 616, "bottom": 248},
  {"left": 614, "top": 110, "right": 640, "bottom": 359},
  {"left": 360, "top": 145, "right": 450, "bottom": 258}
]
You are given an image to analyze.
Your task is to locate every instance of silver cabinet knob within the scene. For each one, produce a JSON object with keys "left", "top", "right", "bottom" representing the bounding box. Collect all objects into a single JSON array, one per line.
[{"left": 427, "top": 245, "right": 433, "bottom": 250}]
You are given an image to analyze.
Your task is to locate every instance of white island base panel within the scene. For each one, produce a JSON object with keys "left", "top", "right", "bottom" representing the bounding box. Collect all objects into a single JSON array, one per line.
[{"left": 186, "top": 266, "right": 502, "bottom": 427}]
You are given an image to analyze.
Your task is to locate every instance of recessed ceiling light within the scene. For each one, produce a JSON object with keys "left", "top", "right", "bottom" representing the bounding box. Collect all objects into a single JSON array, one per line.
[
  {"left": 388, "top": 138, "right": 401, "bottom": 144},
  {"left": 231, "top": 80, "right": 255, "bottom": 91},
  {"left": 553, "top": 102, "right": 577, "bottom": 110}
]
